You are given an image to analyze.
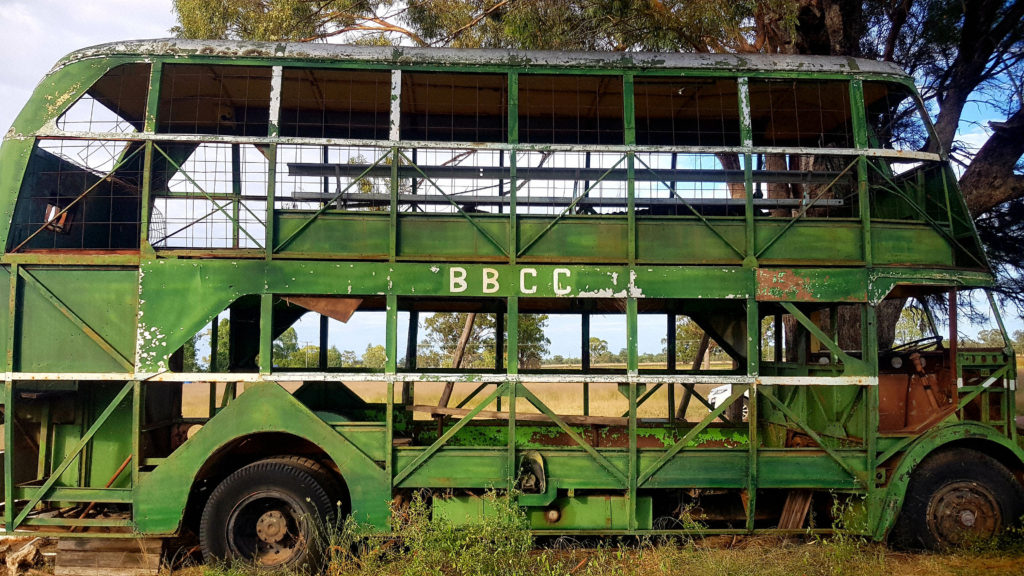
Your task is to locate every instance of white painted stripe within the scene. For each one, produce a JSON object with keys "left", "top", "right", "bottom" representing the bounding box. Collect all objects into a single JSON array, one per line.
[
  {"left": 390, "top": 70, "right": 402, "bottom": 141},
  {"left": 4, "top": 372, "right": 876, "bottom": 386}
]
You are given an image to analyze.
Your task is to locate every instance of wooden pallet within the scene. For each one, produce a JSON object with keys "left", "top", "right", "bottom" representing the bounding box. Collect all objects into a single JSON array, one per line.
[{"left": 55, "top": 539, "right": 161, "bottom": 576}]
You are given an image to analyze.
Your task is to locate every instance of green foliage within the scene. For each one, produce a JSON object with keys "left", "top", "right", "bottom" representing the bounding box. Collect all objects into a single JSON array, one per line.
[
  {"left": 172, "top": 0, "right": 378, "bottom": 42},
  {"left": 893, "top": 304, "right": 929, "bottom": 345},
  {"left": 418, "top": 313, "right": 549, "bottom": 369},
  {"left": 589, "top": 336, "right": 610, "bottom": 363},
  {"left": 662, "top": 317, "right": 727, "bottom": 367},
  {"left": 362, "top": 344, "right": 387, "bottom": 370},
  {"left": 394, "top": 492, "right": 536, "bottom": 576}
]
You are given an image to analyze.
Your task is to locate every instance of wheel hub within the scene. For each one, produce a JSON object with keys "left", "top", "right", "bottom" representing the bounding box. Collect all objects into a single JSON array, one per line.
[
  {"left": 256, "top": 509, "right": 288, "bottom": 544},
  {"left": 927, "top": 482, "right": 1000, "bottom": 546}
]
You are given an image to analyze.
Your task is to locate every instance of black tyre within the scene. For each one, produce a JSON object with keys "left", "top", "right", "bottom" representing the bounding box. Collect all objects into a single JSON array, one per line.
[
  {"left": 891, "top": 448, "right": 1024, "bottom": 550},
  {"left": 200, "top": 457, "right": 335, "bottom": 567}
]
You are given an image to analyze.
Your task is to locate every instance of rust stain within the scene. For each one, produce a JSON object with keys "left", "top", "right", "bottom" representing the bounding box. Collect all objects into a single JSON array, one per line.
[{"left": 756, "top": 269, "right": 816, "bottom": 301}]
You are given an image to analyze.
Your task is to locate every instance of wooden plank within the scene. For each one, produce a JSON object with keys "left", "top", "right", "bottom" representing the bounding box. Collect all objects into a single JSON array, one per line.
[
  {"left": 778, "top": 489, "right": 813, "bottom": 530},
  {"left": 57, "top": 539, "right": 160, "bottom": 553},
  {"left": 56, "top": 551, "right": 160, "bottom": 569},
  {"left": 56, "top": 538, "right": 161, "bottom": 576},
  {"left": 55, "top": 568, "right": 157, "bottom": 576},
  {"left": 409, "top": 404, "right": 628, "bottom": 427}
]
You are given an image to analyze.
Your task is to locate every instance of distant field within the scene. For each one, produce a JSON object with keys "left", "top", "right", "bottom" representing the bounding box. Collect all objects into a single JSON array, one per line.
[{"left": 182, "top": 379, "right": 719, "bottom": 422}]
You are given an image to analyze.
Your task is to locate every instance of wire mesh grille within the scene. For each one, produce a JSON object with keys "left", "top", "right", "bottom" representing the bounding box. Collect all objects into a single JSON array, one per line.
[
  {"left": 149, "top": 142, "right": 267, "bottom": 249},
  {"left": 634, "top": 77, "right": 741, "bottom": 146},
  {"left": 9, "top": 139, "right": 141, "bottom": 250},
  {"left": 56, "top": 63, "right": 150, "bottom": 134},
  {"left": 280, "top": 68, "right": 391, "bottom": 140},
  {"left": 157, "top": 64, "right": 272, "bottom": 137},
  {"left": 401, "top": 72, "right": 507, "bottom": 142},
  {"left": 748, "top": 80, "right": 854, "bottom": 148},
  {"left": 519, "top": 75, "right": 623, "bottom": 145}
]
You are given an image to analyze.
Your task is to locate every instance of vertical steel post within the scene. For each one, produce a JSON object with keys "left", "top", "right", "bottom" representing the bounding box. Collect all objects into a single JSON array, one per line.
[
  {"left": 508, "top": 72, "right": 519, "bottom": 264},
  {"left": 5, "top": 261, "right": 17, "bottom": 530},
  {"left": 862, "top": 303, "right": 879, "bottom": 526},
  {"left": 319, "top": 314, "right": 329, "bottom": 369},
  {"left": 737, "top": 78, "right": 756, "bottom": 265},
  {"left": 507, "top": 298, "right": 519, "bottom": 490},
  {"left": 623, "top": 74, "right": 638, "bottom": 530},
  {"left": 850, "top": 80, "right": 872, "bottom": 266},
  {"left": 131, "top": 380, "right": 141, "bottom": 491},
  {"left": 209, "top": 315, "right": 219, "bottom": 417},
  {"left": 746, "top": 297, "right": 759, "bottom": 530},
  {"left": 141, "top": 62, "right": 162, "bottom": 255},
  {"left": 266, "top": 66, "right": 282, "bottom": 258},
  {"left": 231, "top": 144, "right": 242, "bottom": 249},
  {"left": 259, "top": 293, "right": 273, "bottom": 374},
  {"left": 386, "top": 293, "right": 398, "bottom": 374}
]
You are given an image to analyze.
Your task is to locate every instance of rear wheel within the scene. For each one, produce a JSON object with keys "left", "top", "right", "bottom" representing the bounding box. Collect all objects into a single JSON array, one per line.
[
  {"left": 891, "top": 448, "right": 1023, "bottom": 549},
  {"left": 200, "top": 457, "right": 335, "bottom": 567}
]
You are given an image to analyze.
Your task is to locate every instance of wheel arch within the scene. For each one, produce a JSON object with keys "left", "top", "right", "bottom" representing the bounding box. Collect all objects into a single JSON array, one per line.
[
  {"left": 181, "top": 432, "right": 351, "bottom": 538},
  {"left": 874, "top": 421, "right": 1024, "bottom": 540},
  {"left": 134, "top": 382, "right": 391, "bottom": 536}
]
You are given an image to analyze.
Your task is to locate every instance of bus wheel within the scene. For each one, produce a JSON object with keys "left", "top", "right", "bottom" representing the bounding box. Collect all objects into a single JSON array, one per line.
[
  {"left": 200, "top": 458, "right": 334, "bottom": 567},
  {"left": 892, "top": 448, "right": 1023, "bottom": 549}
]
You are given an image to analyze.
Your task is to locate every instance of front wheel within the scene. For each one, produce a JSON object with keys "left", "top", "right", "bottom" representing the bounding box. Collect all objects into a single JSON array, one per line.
[
  {"left": 200, "top": 458, "right": 335, "bottom": 567},
  {"left": 891, "top": 448, "right": 1023, "bottom": 549}
]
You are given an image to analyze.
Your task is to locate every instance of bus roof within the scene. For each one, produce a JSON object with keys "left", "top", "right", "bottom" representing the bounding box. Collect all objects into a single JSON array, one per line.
[{"left": 55, "top": 39, "right": 908, "bottom": 78}]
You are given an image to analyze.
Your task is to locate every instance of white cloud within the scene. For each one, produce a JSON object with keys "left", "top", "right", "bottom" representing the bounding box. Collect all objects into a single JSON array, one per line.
[{"left": 0, "top": 0, "right": 177, "bottom": 132}]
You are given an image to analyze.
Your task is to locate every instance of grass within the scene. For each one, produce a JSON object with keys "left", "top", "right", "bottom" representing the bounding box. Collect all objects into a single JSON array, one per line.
[{"left": 185, "top": 493, "right": 1024, "bottom": 576}]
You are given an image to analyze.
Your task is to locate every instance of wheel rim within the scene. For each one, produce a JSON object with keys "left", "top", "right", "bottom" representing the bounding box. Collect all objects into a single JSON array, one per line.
[
  {"left": 225, "top": 490, "right": 308, "bottom": 566},
  {"left": 926, "top": 481, "right": 1001, "bottom": 547}
]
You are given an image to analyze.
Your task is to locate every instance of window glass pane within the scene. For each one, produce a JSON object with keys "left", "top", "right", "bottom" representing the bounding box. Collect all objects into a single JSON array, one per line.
[{"left": 157, "top": 64, "right": 272, "bottom": 136}]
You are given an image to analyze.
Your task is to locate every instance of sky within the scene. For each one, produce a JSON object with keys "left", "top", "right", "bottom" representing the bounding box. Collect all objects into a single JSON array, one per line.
[{"left": 0, "top": 1, "right": 1012, "bottom": 358}]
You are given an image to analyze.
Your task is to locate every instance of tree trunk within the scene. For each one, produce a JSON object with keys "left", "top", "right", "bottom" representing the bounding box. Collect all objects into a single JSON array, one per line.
[{"left": 960, "top": 106, "right": 1024, "bottom": 216}]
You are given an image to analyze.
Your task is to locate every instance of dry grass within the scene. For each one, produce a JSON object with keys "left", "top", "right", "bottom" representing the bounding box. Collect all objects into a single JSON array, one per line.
[
  {"left": 171, "top": 536, "right": 1024, "bottom": 576},
  {"left": 184, "top": 380, "right": 718, "bottom": 422}
]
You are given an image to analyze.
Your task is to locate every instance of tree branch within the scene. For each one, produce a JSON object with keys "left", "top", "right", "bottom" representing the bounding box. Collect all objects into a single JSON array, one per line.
[
  {"left": 961, "top": 105, "right": 1024, "bottom": 216},
  {"left": 443, "top": 0, "right": 511, "bottom": 46}
]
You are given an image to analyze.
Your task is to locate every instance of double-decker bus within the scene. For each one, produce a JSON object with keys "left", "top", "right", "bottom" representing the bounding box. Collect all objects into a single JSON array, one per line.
[{"left": 0, "top": 39, "right": 1019, "bottom": 564}]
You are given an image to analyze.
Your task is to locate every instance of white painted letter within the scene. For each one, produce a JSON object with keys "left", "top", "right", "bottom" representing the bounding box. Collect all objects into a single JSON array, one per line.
[
  {"left": 450, "top": 267, "right": 467, "bottom": 293},
  {"left": 482, "top": 268, "right": 500, "bottom": 294},
  {"left": 520, "top": 268, "right": 538, "bottom": 294},
  {"left": 553, "top": 268, "right": 572, "bottom": 295}
]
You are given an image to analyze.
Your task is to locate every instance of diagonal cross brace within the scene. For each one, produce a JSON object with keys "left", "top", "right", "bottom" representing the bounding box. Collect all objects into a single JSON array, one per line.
[
  {"left": 759, "top": 389, "right": 867, "bottom": 488},
  {"left": 755, "top": 157, "right": 859, "bottom": 259},
  {"left": 12, "top": 381, "right": 134, "bottom": 529},
  {"left": 517, "top": 383, "right": 627, "bottom": 485},
  {"left": 638, "top": 386, "right": 747, "bottom": 487},
  {"left": 393, "top": 382, "right": 507, "bottom": 486},
  {"left": 153, "top": 145, "right": 263, "bottom": 248},
  {"left": 275, "top": 148, "right": 394, "bottom": 253},
  {"left": 398, "top": 150, "right": 510, "bottom": 257},
  {"left": 780, "top": 302, "right": 871, "bottom": 376},
  {"left": 633, "top": 154, "right": 746, "bottom": 259},
  {"left": 516, "top": 155, "right": 627, "bottom": 258},
  {"left": 18, "top": 268, "right": 133, "bottom": 371}
]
